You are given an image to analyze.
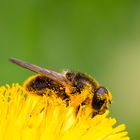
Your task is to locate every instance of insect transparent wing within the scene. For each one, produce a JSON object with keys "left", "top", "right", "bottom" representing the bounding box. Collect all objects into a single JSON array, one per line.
[{"left": 9, "top": 57, "right": 68, "bottom": 86}]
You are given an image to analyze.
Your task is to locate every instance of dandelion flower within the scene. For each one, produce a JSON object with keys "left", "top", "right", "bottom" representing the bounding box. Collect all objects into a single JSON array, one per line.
[{"left": 0, "top": 84, "right": 130, "bottom": 140}]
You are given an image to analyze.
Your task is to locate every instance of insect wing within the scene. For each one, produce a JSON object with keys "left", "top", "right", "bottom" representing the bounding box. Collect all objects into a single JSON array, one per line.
[{"left": 9, "top": 57, "right": 68, "bottom": 86}]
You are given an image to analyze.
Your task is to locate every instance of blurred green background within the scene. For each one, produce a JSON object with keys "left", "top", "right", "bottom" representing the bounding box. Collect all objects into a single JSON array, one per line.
[{"left": 0, "top": 0, "right": 140, "bottom": 139}]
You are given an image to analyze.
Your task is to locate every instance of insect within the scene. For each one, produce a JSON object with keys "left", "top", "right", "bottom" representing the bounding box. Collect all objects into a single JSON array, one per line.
[{"left": 9, "top": 57, "right": 112, "bottom": 117}]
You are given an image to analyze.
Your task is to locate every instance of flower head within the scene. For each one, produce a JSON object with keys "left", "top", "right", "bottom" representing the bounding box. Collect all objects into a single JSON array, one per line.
[{"left": 0, "top": 84, "right": 129, "bottom": 140}]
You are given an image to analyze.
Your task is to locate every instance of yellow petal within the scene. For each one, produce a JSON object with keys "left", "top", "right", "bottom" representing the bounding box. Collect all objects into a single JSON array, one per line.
[{"left": 0, "top": 84, "right": 130, "bottom": 140}]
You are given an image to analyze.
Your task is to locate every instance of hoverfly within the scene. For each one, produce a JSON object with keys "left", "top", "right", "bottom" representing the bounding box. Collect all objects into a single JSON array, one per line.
[{"left": 9, "top": 58, "right": 112, "bottom": 117}]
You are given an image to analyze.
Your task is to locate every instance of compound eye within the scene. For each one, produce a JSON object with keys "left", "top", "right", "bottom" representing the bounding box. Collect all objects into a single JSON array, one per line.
[
  {"left": 96, "top": 87, "right": 107, "bottom": 95},
  {"left": 92, "top": 87, "right": 107, "bottom": 110}
]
